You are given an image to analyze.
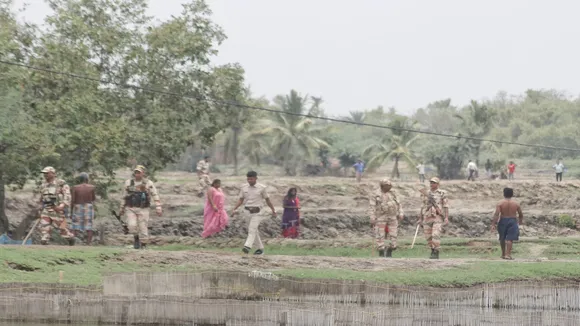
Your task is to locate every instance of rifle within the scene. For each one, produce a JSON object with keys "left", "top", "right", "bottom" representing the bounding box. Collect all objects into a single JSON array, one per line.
[
  {"left": 418, "top": 187, "right": 442, "bottom": 216},
  {"left": 111, "top": 210, "right": 129, "bottom": 235}
]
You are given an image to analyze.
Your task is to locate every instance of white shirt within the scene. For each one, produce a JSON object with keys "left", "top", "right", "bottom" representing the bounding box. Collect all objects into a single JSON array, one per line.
[
  {"left": 467, "top": 162, "right": 477, "bottom": 171},
  {"left": 416, "top": 164, "right": 425, "bottom": 174},
  {"left": 553, "top": 163, "right": 564, "bottom": 173}
]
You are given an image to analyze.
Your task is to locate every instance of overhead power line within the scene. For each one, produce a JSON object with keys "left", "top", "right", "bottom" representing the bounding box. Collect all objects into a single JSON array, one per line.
[{"left": 1, "top": 59, "right": 579, "bottom": 153}]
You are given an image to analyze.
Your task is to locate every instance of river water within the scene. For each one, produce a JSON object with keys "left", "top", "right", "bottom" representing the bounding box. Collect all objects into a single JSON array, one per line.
[{"left": 1, "top": 303, "right": 579, "bottom": 326}]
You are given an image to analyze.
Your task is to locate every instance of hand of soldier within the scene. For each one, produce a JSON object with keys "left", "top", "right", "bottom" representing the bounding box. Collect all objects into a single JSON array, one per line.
[
  {"left": 156, "top": 206, "right": 162, "bottom": 217},
  {"left": 444, "top": 217, "right": 449, "bottom": 225},
  {"left": 54, "top": 204, "right": 65, "bottom": 213},
  {"left": 416, "top": 219, "right": 422, "bottom": 226},
  {"left": 398, "top": 215, "right": 404, "bottom": 222},
  {"left": 271, "top": 210, "right": 277, "bottom": 217},
  {"left": 490, "top": 224, "right": 496, "bottom": 232}
]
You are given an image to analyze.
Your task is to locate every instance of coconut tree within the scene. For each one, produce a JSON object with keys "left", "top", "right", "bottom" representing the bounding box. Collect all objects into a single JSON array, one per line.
[
  {"left": 362, "top": 116, "right": 420, "bottom": 179},
  {"left": 252, "top": 90, "right": 330, "bottom": 175},
  {"left": 344, "top": 110, "right": 366, "bottom": 123}
]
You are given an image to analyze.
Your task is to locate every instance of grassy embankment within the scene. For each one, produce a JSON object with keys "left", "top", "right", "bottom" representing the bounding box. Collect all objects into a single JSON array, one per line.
[{"left": 1, "top": 237, "right": 579, "bottom": 287}]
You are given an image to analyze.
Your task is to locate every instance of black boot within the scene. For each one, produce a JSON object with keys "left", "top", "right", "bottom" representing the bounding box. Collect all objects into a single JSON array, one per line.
[
  {"left": 431, "top": 249, "right": 439, "bottom": 259},
  {"left": 242, "top": 246, "right": 250, "bottom": 254},
  {"left": 429, "top": 248, "right": 435, "bottom": 259},
  {"left": 133, "top": 235, "right": 140, "bottom": 249},
  {"left": 378, "top": 249, "right": 385, "bottom": 257},
  {"left": 68, "top": 238, "right": 75, "bottom": 246},
  {"left": 385, "top": 248, "right": 393, "bottom": 258}
]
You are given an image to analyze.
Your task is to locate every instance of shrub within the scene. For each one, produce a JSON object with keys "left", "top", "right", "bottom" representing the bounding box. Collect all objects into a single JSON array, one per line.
[{"left": 557, "top": 214, "right": 576, "bottom": 229}]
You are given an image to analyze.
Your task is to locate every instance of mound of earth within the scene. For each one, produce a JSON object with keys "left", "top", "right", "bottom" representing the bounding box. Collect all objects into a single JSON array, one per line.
[{"left": 3, "top": 173, "right": 580, "bottom": 243}]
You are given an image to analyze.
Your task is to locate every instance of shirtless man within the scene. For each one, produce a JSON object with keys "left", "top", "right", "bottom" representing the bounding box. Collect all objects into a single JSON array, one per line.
[{"left": 490, "top": 187, "right": 523, "bottom": 260}]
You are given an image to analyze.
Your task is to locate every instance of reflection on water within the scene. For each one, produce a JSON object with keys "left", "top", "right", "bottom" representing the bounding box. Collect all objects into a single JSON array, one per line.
[{"left": 1, "top": 302, "right": 580, "bottom": 326}]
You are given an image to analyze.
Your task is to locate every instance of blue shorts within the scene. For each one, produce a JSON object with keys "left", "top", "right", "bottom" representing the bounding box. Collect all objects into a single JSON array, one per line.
[{"left": 498, "top": 217, "right": 519, "bottom": 241}]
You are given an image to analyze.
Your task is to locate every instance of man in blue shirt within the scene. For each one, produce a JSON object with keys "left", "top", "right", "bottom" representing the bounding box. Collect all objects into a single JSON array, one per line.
[{"left": 353, "top": 160, "right": 365, "bottom": 183}]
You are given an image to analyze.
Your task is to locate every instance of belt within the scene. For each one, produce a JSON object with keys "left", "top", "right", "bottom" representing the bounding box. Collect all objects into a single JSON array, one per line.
[{"left": 244, "top": 207, "right": 260, "bottom": 214}]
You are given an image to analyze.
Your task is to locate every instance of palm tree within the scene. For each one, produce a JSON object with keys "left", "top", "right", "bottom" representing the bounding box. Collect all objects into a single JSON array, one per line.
[
  {"left": 362, "top": 116, "right": 420, "bottom": 179},
  {"left": 253, "top": 90, "right": 330, "bottom": 175},
  {"left": 344, "top": 110, "right": 366, "bottom": 123}
]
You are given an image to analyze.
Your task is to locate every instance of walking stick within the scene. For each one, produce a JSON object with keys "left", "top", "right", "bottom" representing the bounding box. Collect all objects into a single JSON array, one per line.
[
  {"left": 22, "top": 218, "right": 40, "bottom": 245},
  {"left": 411, "top": 224, "right": 420, "bottom": 249}
]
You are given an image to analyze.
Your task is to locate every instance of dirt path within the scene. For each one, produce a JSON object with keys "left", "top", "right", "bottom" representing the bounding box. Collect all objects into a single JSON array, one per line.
[
  {"left": 528, "top": 244, "right": 549, "bottom": 257},
  {"left": 114, "top": 249, "right": 580, "bottom": 273}
]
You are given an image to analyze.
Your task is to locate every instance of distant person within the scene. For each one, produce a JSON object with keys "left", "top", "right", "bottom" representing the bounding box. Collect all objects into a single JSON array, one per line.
[
  {"left": 491, "top": 187, "right": 523, "bottom": 260},
  {"left": 71, "top": 172, "right": 96, "bottom": 245},
  {"left": 553, "top": 159, "right": 565, "bottom": 182},
  {"left": 416, "top": 162, "right": 426, "bottom": 183},
  {"left": 231, "top": 171, "right": 277, "bottom": 255},
  {"left": 196, "top": 155, "right": 211, "bottom": 197},
  {"left": 353, "top": 159, "right": 365, "bottom": 183},
  {"left": 467, "top": 160, "right": 478, "bottom": 181},
  {"left": 281, "top": 188, "right": 300, "bottom": 238},
  {"left": 202, "top": 179, "right": 229, "bottom": 238},
  {"left": 507, "top": 161, "right": 516, "bottom": 180},
  {"left": 485, "top": 159, "right": 492, "bottom": 179}
]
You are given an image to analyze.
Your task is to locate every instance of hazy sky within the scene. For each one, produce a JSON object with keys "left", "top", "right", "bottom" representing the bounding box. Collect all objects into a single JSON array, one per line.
[{"left": 11, "top": 0, "right": 580, "bottom": 116}]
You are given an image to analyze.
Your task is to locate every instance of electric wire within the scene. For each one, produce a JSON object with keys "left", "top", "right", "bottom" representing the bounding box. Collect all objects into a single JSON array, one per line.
[{"left": 1, "top": 59, "right": 579, "bottom": 152}]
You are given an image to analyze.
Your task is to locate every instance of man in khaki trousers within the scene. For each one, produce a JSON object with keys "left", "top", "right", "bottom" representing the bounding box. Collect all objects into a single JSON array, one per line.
[{"left": 232, "top": 170, "right": 277, "bottom": 255}]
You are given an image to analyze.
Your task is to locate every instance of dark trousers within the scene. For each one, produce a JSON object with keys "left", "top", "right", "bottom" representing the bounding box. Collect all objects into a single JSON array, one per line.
[
  {"left": 468, "top": 169, "right": 476, "bottom": 181},
  {"left": 556, "top": 173, "right": 562, "bottom": 182}
]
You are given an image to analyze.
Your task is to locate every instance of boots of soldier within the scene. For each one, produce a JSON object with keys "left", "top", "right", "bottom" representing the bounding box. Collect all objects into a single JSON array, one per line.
[
  {"left": 429, "top": 248, "right": 435, "bottom": 259},
  {"left": 386, "top": 247, "right": 395, "bottom": 258},
  {"left": 133, "top": 235, "right": 140, "bottom": 249},
  {"left": 430, "top": 249, "right": 439, "bottom": 259},
  {"left": 378, "top": 249, "right": 385, "bottom": 257},
  {"left": 68, "top": 237, "right": 75, "bottom": 246}
]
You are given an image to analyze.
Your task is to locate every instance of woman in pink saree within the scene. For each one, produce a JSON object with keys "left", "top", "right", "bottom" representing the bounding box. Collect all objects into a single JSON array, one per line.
[{"left": 202, "top": 179, "right": 229, "bottom": 238}]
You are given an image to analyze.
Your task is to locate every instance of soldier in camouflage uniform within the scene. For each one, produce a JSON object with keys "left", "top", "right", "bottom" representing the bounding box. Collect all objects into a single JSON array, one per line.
[
  {"left": 368, "top": 179, "right": 404, "bottom": 257},
  {"left": 119, "top": 165, "right": 162, "bottom": 249},
  {"left": 196, "top": 156, "right": 211, "bottom": 197},
  {"left": 38, "top": 166, "right": 75, "bottom": 245},
  {"left": 417, "top": 177, "right": 449, "bottom": 259}
]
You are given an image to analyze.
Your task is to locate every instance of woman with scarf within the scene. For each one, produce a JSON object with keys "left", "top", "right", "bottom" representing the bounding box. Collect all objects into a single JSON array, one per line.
[
  {"left": 202, "top": 179, "right": 229, "bottom": 238},
  {"left": 281, "top": 188, "right": 300, "bottom": 238}
]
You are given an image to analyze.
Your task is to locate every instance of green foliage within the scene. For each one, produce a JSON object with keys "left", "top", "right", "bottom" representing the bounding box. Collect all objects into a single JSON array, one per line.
[
  {"left": 557, "top": 214, "right": 576, "bottom": 229},
  {"left": 251, "top": 90, "right": 330, "bottom": 175},
  {"left": 0, "top": 0, "right": 242, "bottom": 229},
  {"left": 363, "top": 116, "right": 420, "bottom": 178}
]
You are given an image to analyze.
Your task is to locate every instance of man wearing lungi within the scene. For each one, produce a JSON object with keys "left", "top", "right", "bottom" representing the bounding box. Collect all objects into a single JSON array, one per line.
[
  {"left": 491, "top": 187, "right": 523, "bottom": 260},
  {"left": 38, "top": 166, "right": 75, "bottom": 245},
  {"left": 71, "top": 172, "right": 96, "bottom": 245}
]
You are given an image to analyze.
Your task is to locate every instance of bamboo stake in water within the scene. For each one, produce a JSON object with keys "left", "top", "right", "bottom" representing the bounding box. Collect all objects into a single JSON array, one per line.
[{"left": 411, "top": 224, "right": 420, "bottom": 249}]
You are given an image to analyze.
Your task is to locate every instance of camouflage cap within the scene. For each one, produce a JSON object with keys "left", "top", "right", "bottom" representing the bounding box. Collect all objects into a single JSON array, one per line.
[
  {"left": 379, "top": 179, "right": 392, "bottom": 186},
  {"left": 429, "top": 177, "right": 440, "bottom": 184},
  {"left": 134, "top": 165, "right": 146, "bottom": 173},
  {"left": 41, "top": 166, "right": 56, "bottom": 174}
]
